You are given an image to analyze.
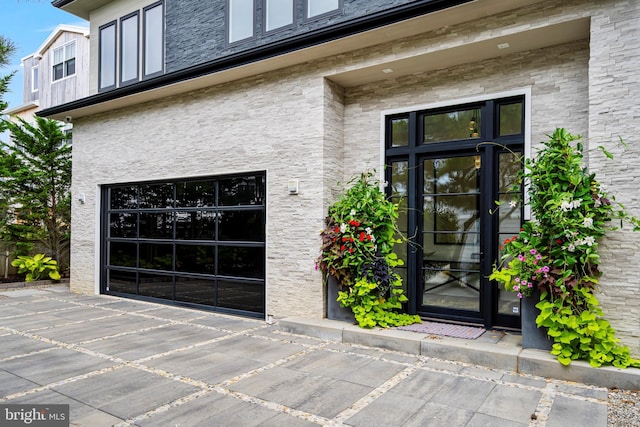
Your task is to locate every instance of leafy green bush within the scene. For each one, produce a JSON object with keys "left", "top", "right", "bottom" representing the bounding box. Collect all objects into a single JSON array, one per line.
[
  {"left": 11, "top": 253, "right": 61, "bottom": 282},
  {"left": 317, "top": 171, "right": 420, "bottom": 328},
  {"left": 491, "top": 128, "right": 640, "bottom": 368}
]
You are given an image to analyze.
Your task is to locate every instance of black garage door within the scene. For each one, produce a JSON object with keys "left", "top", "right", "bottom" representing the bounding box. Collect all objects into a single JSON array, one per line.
[{"left": 102, "top": 172, "right": 265, "bottom": 317}]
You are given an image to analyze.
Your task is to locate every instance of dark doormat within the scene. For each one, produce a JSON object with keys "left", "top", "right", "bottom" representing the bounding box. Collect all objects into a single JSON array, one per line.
[{"left": 397, "top": 321, "right": 485, "bottom": 339}]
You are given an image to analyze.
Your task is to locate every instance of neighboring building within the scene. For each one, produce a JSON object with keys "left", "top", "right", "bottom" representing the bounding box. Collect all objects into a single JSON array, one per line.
[
  {"left": 3, "top": 24, "right": 90, "bottom": 126},
  {"left": 42, "top": 0, "right": 640, "bottom": 355}
]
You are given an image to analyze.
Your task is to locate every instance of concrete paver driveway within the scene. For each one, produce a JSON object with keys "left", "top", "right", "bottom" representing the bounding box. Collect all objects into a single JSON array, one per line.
[{"left": 0, "top": 287, "right": 608, "bottom": 426}]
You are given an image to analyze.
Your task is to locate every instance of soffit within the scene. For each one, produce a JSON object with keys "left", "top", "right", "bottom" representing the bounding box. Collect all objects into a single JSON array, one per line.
[
  {"left": 328, "top": 18, "right": 591, "bottom": 87},
  {"left": 55, "top": 0, "right": 112, "bottom": 20}
]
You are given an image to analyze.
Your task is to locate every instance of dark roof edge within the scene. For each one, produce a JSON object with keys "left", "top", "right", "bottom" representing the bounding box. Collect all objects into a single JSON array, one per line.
[
  {"left": 41, "top": 0, "right": 471, "bottom": 117},
  {"left": 51, "top": 0, "right": 74, "bottom": 7}
]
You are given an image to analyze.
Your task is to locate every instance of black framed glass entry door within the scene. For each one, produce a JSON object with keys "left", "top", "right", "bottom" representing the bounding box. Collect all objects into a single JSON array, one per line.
[
  {"left": 421, "top": 155, "right": 481, "bottom": 313},
  {"left": 386, "top": 97, "right": 524, "bottom": 329}
]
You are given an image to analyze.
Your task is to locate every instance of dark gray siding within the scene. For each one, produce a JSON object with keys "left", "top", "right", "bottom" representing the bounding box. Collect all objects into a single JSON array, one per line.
[{"left": 165, "top": 0, "right": 417, "bottom": 73}]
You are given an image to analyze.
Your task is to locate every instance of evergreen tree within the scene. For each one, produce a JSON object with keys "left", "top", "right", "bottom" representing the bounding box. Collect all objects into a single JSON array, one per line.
[
  {"left": 0, "top": 117, "right": 71, "bottom": 271},
  {"left": 0, "top": 35, "right": 16, "bottom": 113}
]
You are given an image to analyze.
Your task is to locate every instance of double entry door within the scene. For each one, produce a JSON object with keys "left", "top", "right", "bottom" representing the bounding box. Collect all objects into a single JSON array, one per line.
[{"left": 385, "top": 97, "right": 524, "bottom": 329}]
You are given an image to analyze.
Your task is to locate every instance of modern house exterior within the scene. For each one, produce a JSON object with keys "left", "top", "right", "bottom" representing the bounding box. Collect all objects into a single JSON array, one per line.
[
  {"left": 3, "top": 24, "right": 90, "bottom": 124},
  {"left": 42, "top": 0, "right": 640, "bottom": 356}
]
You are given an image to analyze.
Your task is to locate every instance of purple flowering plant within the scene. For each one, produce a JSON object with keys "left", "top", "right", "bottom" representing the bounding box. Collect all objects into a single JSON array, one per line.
[{"left": 489, "top": 129, "right": 640, "bottom": 368}]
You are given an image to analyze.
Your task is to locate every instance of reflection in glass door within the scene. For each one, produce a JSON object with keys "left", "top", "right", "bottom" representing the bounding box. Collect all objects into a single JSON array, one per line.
[
  {"left": 496, "top": 151, "right": 523, "bottom": 317},
  {"left": 421, "top": 155, "right": 481, "bottom": 312}
]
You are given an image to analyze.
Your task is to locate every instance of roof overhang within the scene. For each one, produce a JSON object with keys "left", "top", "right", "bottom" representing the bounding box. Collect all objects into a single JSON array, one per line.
[
  {"left": 3, "top": 101, "right": 39, "bottom": 116},
  {"left": 42, "top": 0, "right": 573, "bottom": 122},
  {"left": 28, "top": 24, "right": 89, "bottom": 62},
  {"left": 51, "top": 0, "right": 112, "bottom": 21}
]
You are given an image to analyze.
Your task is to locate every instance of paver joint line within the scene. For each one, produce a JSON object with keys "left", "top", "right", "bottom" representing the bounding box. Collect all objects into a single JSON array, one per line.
[{"left": 0, "top": 289, "right": 616, "bottom": 427}]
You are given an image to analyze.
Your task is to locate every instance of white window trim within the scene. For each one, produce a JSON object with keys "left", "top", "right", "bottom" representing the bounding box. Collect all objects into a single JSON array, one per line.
[
  {"left": 379, "top": 87, "right": 532, "bottom": 219},
  {"left": 31, "top": 66, "right": 39, "bottom": 93},
  {"left": 51, "top": 40, "right": 77, "bottom": 83}
]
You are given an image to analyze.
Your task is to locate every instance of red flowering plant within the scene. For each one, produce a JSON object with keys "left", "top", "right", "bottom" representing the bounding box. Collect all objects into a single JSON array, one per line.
[
  {"left": 317, "top": 171, "right": 397, "bottom": 291},
  {"left": 317, "top": 171, "right": 420, "bottom": 328}
]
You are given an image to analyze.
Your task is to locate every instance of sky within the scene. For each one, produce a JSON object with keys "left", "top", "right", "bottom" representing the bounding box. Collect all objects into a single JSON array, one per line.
[{"left": 1, "top": 0, "right": 88, "bottom": 111}]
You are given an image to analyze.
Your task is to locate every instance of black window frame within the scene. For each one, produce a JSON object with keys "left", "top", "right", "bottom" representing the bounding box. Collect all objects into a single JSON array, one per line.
[
  {"left": 119, "top": 11, "right": 140, "bottom": 86},
  {"left": 384, "top": 96, "right": 526, "bottom": 329},
  {"left": 98, "top": 20, "right": 117, "bottom": 92},
  {"left": 262, "top": 0, "right": 295, "bottom": 34},
  {"left": 142, "top": 0, "right": 165, "bottom": 79},
  {"left": 304, "top": 0, "right": 343, "bottom": 21},
  {"left": 227, "top": 0, "right": 257, "bottom": 46}
]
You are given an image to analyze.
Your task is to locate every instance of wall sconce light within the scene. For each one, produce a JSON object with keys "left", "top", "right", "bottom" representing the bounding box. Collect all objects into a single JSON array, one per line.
[
  {"left": 77, "top": 193, "right": 86, "bottom": 204},
  {"left": 288, "top": 180, "right": 299, "bottom": 195}
]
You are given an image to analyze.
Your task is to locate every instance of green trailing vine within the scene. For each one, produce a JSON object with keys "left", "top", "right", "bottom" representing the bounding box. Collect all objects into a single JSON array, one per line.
[
  {"left": 317, "top": 171, "right": 420, "bottom": 328},
  {"left": 491, "top": 128, "right": 640, "bottom": 368}
]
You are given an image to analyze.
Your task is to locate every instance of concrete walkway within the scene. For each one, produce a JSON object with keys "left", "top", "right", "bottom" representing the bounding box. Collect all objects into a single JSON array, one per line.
[{"left": 0, "top": 287, "right": 626, "bottom": 426}]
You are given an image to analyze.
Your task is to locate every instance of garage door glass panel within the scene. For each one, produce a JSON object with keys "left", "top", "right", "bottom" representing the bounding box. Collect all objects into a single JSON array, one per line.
[
  {"left": 139, "top": 243, "right": 173, "bottom": 271},
  {"left": 175, "top": 277, "right": 215, "bottom": 306},
  {"left": 139, "top": 212, "right": 174, "bottom": 239},
  {"left": 218, "top": 279, "right": 264, "bottom": 312},
  {"left": 138, "top": 272, "right": 173, "bottom": 299},
  {"left": 108, "top": 270, "right": 137, "bottom": 293},
  {"left": 110, "top": 242, "right": 137, "bottom": 267},
  {"left": 110, "top": 186, "right": 138, "bottom": 209},
  {"left": 176, "top": 180, "right": 216, "bottom": 207},
  {"left": 103, "top": 173, "right": 266, "bottom": 316},
  {"left": 219, "top": 176, "right": 265, "bottom": 205},
  {"left": 110, "top": 213, "right": 137, "bottom": 238},
  {"left": 218, "top": 246, "right": 265, "bottom": 278},
  {"left": 139, "top": 183, "right": 174, "bottom": 208},
  {"left": 175, "top": 211, "right": 217, "bottom": 240},
  {"left": 175, "top": 245, "right": 215, "bottom": 274},
  {"left": 218, "top": 210, "right": 265, "bottom": 241}
]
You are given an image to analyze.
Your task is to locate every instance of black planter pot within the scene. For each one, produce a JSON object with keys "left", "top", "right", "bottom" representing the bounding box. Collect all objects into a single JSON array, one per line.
[
  {"left": 326, "top": 277, "right": 355, "bottom": 323},
  {"left": 521, "top": 292, "right": 553, "bottom": 350}
]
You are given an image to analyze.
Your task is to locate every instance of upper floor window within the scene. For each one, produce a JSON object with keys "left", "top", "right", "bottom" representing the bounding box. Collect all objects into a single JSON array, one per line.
[
  {"left": 99, "top": 1, "right": 164, "bottom": 92},
  {"left": 265, "top": 0, "right": 293, "bottom": 32},
  {"left": 120, "top": 12, "right": 139, "bottom": 85},
  {"left": 31, "top": 66, "right": 39, "bottom": 92},
  {"left": 99, "top": 22, "right": 117, "bottom": 91},
  {"left": 52, "top": 41, "right": 76, "bottom": 81},
  {"left": 143, "top": 2, "right": 164, "bottom": 77},
  {"left": 227, "top": 0, "right": 342, "bottom": 45},
  {"left": 228, "top": 0, "right": 254, "bottom": 43},
  {"left": 306, "top": 0, "right": 340, "bottom": 19}
]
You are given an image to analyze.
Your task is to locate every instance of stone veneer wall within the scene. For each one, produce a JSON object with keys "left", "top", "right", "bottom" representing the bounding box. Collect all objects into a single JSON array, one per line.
[
  {"left": 586, "top": 0, "right": 640, "bottom": 356},
  {"left": 71, "top": 62, "right": 331, "bottom": 319},
  {"left": 71, "top": 0, "right": 640, "bottom": 354}
]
